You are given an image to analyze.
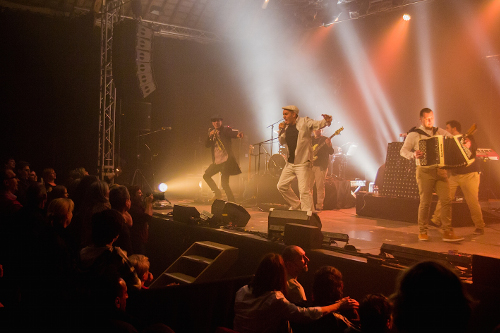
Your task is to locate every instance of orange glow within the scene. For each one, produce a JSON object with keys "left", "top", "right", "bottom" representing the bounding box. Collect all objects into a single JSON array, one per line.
[
  {"left": 480, "top": 0, "right": 500, "bottom": 31},
  {"left": 371, "top": 18, "right": 409, "bottom": 83},
  {"left": 300, "top": 25, "right": 333, "bottom": 53}
]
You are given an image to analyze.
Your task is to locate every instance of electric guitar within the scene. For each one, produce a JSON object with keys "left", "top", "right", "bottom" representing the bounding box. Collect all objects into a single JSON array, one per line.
[{"left": 312, "top": 127, "right": 344, "bottom": 161}]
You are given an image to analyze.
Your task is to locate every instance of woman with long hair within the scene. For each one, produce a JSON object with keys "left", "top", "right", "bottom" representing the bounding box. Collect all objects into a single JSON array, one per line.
[{"left": 233, "top": 253, "right": 358, "bottom": 333}]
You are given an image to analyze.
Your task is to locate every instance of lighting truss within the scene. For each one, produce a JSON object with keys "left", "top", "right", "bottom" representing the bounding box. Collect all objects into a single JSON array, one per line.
[{"left": 98, "top": 0, "right": 122, "bottom": 181}]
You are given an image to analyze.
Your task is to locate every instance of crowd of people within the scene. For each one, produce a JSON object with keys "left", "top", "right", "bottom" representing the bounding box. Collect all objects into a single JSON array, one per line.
[
  {"left": 0, "top": 158, "right": 172, "bottom": 332},
  {"left": 1, "top": 157, "right": 497, "bottom": 333}
]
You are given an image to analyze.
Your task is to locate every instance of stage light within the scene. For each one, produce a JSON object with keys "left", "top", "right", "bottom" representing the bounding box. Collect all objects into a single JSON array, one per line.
[
  {"left": 262, "top": 0, "right": 270, "bottom": 9},
  {"left": 199, "top": 181, "right": 203, "bottom": 189},
  {"left": 158, "top": 183, "right": 168, "bottom": 192},
  {"left": 403, "top": 14, "right": 411, "bottom": 21}
]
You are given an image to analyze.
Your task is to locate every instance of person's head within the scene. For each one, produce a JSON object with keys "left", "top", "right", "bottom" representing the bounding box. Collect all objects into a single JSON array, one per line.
[
  {"left": 25, "top": 183, "right": 47, "bottom": 209},
  {"left": 29, "top": 170, "right": 38, "bottom": 182},
  {"left": 51, "top": 185, "right": 69, "bottom": 199},
  {"left": 446, "top": 120, "right": 461, "bottom": 135},
  {"left": 128, "top": 254, "right": 152, "bottom": 285},
  {"left": 282, "top": 245, "right": 309, "bottom": 278},
  {"left": 3, "top": 157, "right": 15, "bottom": 170},
  {"left": 312, "top": 265, "right": 344, "bottom": 305},
  {"left": 359, "top": 294, "right": 393, "bottom": 333},
  {"left": 313, "top": 129, "right": 323, "bottom": 138},
  {"left": 1, "top": 168, "right": 18, "bottom": 193},
  {"left": 16, "top": 161, "right": 30, "bottom": 181},
  {"left": 127, "top": 185, "right": 143, "bottom": 205},
  {"left": 109, "top": 185, "right": 131, "bottom": 213},
  {"left": 42, "top": 168, "right": 56, "bottom": 183},
  {"left": 47, "top": 198, "right": 75, "bottom": 228},
  {"left": 282, "top": 105, "right": 299, "bottom": 125},
  {"left": 419, "top": 108, "right": 434, "bottom": 130},
  {"left": 86, "top": 180, "right": 110, "bottom": 205},
  {"left": 391, "top": 261, "right": 472, "bottom": 333},
  {"left": 91, "top": 209, "right": 124, "bottom": 246},
  {"left": 211, "top": 115, "right": 223, "bottom": 129},
  {"left": 250, "top": 253, "right": 288, "bottom": 297}
]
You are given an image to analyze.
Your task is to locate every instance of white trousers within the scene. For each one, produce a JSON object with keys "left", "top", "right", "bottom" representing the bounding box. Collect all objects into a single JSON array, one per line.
[
  {"left": 312, "top": 166, "right": 328, "bottom": 210},
  {"left": 277, "top": 161, "right": 314, "bottom": 212}
]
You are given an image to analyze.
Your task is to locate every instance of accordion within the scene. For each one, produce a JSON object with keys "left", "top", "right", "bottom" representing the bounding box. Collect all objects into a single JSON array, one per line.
[{"left": 417, "top": 135, "right": 474, "bottom": 167}]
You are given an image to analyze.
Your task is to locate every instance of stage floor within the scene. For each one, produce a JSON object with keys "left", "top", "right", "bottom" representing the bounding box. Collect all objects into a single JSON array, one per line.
[{"left": 157, "top": 199, "right": 500, "bottom": 260}]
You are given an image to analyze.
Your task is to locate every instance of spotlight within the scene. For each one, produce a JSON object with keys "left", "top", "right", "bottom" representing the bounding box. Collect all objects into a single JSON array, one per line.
[
  {"left": 158, "top": 183, "right": 168, "bottom": 192},
  {"left": 199, "top": 181, "right": 203, "bottom": 189},
  {"left": 403, "top": 14, "right": 411, "bottom": 21}
]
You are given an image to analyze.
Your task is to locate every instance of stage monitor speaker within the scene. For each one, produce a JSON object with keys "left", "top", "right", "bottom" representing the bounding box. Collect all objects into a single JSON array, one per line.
[
  {"left": 112, "top": 20, "right": 156, "bottom": 99},
  {"left": 472, "top": 254, "right": 500, "bottom": 288},
  {"left": 268, "top": 209, "right": 322, "bottom": 239},
  {"left": 284, "top": 223, "right": 323, "bottom": 249},
  {"left": 122, "top": 101, "right": 151, "bottom": 131},
  {"left": 173, "top": 204, "right": 200, "bottom": 225},
  {"left": 211, "top": 200, "right": 250, "bottom": 227}
]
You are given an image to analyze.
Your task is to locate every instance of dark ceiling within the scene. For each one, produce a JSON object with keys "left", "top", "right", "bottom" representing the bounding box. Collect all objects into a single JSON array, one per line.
[{"left": 1, "top": 0, "right": 429, "bottom": 40}]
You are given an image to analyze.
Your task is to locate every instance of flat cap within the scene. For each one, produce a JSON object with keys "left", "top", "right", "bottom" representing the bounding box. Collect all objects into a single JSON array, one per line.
[{"left": 282, "top": 105, "right": 299, "bottom": 115}]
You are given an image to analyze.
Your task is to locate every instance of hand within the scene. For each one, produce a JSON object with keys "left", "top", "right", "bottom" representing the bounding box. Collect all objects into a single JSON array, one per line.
[
  {"left": 463, "top": 137, "right": 471, "bottom": 149},
  {"left": 339, "top": 297, "right": 359, "bottom": 311},
  {"left": 144, "top": 194, "right": 154, "bottom": 205},
  {"left": 209, "top": 129, "right": 216, "bottom": 137},
  {"left": 322, "top": 114, "right": 332, "bottom": 125},
  {"left": 415, "top": 150, "right": 424, "bottom": 159},
  {"left": 325, "top": 138, "right": 332, "bottom": 147},
  {"left": 237, "top": 132, "right": 244, "bottom": 138},
  {"left": 279, "top": 122, "right": 286, "bottom": 131}
]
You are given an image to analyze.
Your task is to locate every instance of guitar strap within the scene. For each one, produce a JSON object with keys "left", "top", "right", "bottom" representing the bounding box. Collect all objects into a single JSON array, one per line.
[{"left": 408, "top": 126, "right": 438, "bottom": 137}]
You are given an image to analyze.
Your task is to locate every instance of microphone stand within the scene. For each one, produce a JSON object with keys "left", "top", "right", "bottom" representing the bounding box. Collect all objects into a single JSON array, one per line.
[
  {"left": 251, "top": 137, "right": 279, "bottom": 175},
  {"left": 267, "top": 119, "right": 282, "bottom": 157}
]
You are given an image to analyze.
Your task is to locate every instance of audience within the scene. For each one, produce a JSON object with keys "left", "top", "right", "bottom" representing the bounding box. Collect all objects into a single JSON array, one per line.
[
  {"left": 14, "top": 160, "right": 31, "bottom": 205},
  {"left": 233, "top": 253, "right": 358, "bottom": 333},
  {"left": 128, "top": 185, "right": 153, "bottom": 254},
  {"left": 129, "top": 254, "right": 154, "bottom": 289},
  {"left": 282, "top": 245, "right": 309, "bottom": 305},
  {"left": 391, "top": 260, "right": 472, "bottom": 333},
  {"left": 42, "top": 167, "right": 57, "bottom": 193},
  {"left": 109, "top": 185, "right": 134, "bottom": 254},
  {"left": 357, "top": 294, "right": 392, "bottom": 333},
  {"left": 292, "top": 265, "right": 360, "bottom": 333},
  {"left": 79, "top": 209, "right": 141, "bottom": 291},
  {"left": 29, "top": 170, "right": 38, "bottom": 182}
]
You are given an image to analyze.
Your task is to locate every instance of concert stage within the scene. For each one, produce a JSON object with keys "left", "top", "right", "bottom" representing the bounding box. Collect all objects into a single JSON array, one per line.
[{"left": 142, "top": 198, "right": 500, "bottom": 333}]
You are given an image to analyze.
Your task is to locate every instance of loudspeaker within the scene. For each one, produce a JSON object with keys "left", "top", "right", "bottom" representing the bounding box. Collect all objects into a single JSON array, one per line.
[
  {"left": 268, "top": 209, "right": 322, "bottom": 239},
  {"left": 472, "top": 255, "right": 500, "bottom": 288},
  {"left": 122, "top": 101, "right": 151, "bottom": 131},
  {"left": 284, "top": 223, "right": 323, "bottom": 249},
  {"left": 211, "top": 200, "right": 251, "bottom": 227},
  {"left": 113, "top": 20, "right": 156, "bottom": 99},
  {"left": 173, "top": 204, "right": 200, "bottom": 224}
]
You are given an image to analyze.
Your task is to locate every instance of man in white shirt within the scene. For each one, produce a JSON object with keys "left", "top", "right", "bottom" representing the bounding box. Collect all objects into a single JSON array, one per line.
[{"left": 277, "top": 105, "right": 332, "bottom": 212}]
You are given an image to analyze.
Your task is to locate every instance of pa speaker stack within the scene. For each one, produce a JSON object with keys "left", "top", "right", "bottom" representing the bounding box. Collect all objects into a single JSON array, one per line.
[
  {"left": 113, "top": 20, "right": 156, "bottom": 99},
  {"left": 268, "top": 209, "right": 322, "bottom": 247}
]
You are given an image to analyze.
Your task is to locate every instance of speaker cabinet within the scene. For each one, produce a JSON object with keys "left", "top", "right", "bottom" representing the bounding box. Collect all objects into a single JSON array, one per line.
[
  {"left": 472, "top": 254, "right": 500, "bottom": 288},
  {"left": 268, "top": 209, "right": 322, "bottom": 239},
  {"left": 173, "top": 205, "right": 200, "bottom": 225},
  {"left": 211, "top": 199, "right": 250, "bottom": 227},
  {"left": 284, "top": 223, "right": 323, "bottom": 249},
  {"left": 113, "top": 20, "right": 156, "bottom": 99}
]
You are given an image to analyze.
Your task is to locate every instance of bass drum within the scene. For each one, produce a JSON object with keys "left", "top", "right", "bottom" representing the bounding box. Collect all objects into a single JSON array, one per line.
[{"left": 268, "top": 154, "right": 286, "bottom": 177}]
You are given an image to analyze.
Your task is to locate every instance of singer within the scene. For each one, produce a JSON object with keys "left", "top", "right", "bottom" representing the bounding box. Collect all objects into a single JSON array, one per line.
[
  {"left": 277, "top": 105, "right": 332, "bottom": 212},
  {"left": 203, "top": 115, "right": 243, "bottom": 202}
]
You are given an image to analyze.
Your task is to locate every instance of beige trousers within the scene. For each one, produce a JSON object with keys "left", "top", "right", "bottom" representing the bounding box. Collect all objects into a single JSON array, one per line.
[
  {"left": 432, "top": 172, "right": 484, "bottom": 229},
  {"left": 416, "top": 167, "right": 452, "bottom": 233}
]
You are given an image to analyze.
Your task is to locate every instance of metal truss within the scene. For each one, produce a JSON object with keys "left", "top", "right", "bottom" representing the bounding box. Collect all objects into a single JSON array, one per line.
[
  {"left": 98, "top": 0, "right": 122, "bottom": 181},
  {"left": 146, "top": 19, "right": 223, "bottom": 44}
]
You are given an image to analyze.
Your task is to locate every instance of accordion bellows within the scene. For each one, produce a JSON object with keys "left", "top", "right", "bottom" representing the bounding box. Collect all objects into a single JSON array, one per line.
[{"left": 418, "top": 135, "right": 474, "bottom": 167}]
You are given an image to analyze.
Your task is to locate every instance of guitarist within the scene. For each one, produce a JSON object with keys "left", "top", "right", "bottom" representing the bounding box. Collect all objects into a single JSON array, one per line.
[{"left": 312, "top": 129, "right": 334, "bottom": 211}]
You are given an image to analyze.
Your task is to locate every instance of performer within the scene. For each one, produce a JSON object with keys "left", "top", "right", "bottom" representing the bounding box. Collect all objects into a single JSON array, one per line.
[
  {"left": 203, "top": 115, "right": 243, "bottom": 202},
  {"left": 311, "top": 129, "right": 334, "bottom": 211},
  {"left": 277, "top": 105, "right": 332, "bottom": 212},
  {"left": 400, "top": 108, "right": 463, "bottom": 242},
  {"left": 431, "top": 120, "right": 485, "bottom": 235}
]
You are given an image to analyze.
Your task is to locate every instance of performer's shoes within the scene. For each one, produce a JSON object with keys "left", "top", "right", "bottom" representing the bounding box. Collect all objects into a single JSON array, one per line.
[
  {"left": 442, "top": 230, "right": 464, "bottom": 242},
  {"left": 473, "top": 228, "right": 485, "bottom": 235},
  {"left": 418, "top": 233, "right": 429, "bottom": 241}
]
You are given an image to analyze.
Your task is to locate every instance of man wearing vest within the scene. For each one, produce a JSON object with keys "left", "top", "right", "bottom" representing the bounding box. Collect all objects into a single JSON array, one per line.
[{"left": 400, "top": 108, "right": 464, "bottom": 242}]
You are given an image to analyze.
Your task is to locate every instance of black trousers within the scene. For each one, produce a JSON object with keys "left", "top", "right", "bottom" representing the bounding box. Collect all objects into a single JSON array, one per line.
[{"left": 203, "top": 162, "right": 235, "bottom": 202}]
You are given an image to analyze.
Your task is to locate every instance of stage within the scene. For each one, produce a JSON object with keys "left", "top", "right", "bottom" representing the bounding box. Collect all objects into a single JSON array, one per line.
[{"left": 154, "top": 197, "right": 500, "bottom": 260}]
